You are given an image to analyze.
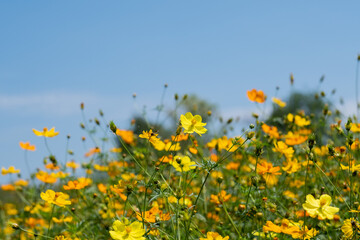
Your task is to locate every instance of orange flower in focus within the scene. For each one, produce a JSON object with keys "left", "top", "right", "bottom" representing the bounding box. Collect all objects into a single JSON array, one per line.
[
  {"left": 84, "top": 147, "right": 101, "bottom": 157},
  {"left": 19, "top": 142, "right": 36, "bottom": 151},
  {"left": 247, "top": 89, "right": 266, "bottom": 103},
  {"left": 257, "top": 161, "right": 282, "bottom": 186},
  {"left": 116, "top": 129, "right": 134, "bottom": 144}
]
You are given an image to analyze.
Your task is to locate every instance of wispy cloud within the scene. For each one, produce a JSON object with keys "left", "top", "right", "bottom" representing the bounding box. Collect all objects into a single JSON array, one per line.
[{"left": 0, "top": 91, "right": 161, "bottom": 121}]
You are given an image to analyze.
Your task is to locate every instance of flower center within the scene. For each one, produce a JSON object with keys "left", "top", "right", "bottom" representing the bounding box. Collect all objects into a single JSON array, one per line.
[
  {"left": 320, "top": 198, "right": 327, "bottom": 206},
  {"left": 191, "top": 119, "right": 197, "bottom": 125},
  {"left": 125, "top": 226, "right": 132, "bottom": 234}
]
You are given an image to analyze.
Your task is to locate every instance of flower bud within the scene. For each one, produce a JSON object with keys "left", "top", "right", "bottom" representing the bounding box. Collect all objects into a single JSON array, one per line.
[{"left": 109, "top": 121, "right": 117, "bottom": 134}]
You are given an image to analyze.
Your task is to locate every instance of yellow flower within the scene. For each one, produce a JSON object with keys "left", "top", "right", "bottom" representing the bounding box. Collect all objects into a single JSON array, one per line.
[
  {"left": 171, "top": 156, "right": 196, "bottom": 172},
  {"left": 66, "top": 161, "right": 80, "bottom": 169},
  {"left": 273, "top": 141, "right": 294, "bottom": 159},
  {"left": 282, "top": 159, "right": 301, "bottom": 174},
  {"left": 287, "top": 114, "right": 310, "bottom": 127},
  {"left": 40, "top": 189, "right": 71, "bottom": 207},
  {"left": 32, "top": 127, "right": 59, "bottom": 137},
  {"left": 180, "top": 112, "right": 207, "bottom": 136},
  {"left": 302, "top": 194, "right": 339, "bottom": 220},
  {"left": 341, "top": 218, "right": 360, "bottom": 239},
  {"left": 200, "top": 232, "right": 229, "bottom": 240},
  {"left": 109, "top": 218, "right": 145, "bottom": 240},
  {"left": 19, "top": 141, "right": 36, "bottom": 151},
  {"left": 139, "top": 129, "right": 162, "bottom": 145},
  {"left": 340, "top": 161, "right": 360, "bottom": 173},
  {"left": 350, "top": 123, "right": 360, "bottom": 133},
  {"left": 1, "top": 166, "right": 20, "bottom": 175},
  {"left": 272, "top": 97, "right": 286, "bottom": 107}
]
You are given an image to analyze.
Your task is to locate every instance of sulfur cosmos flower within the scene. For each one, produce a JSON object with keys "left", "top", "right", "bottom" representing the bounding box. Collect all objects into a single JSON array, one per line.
[
  {"left": 33, "top": 127, "right": 59, "bottom": 137},
  {"left": 256, "top": 161, "right": 282, "bottom": 186},
  {"left": 171, "top": 155, "right": 196, "bottom": 172},
  {"left": 247, "top": 89, "right": 266, "bottom": 103},
  {"left": 109, "top": 218, "right": 145, "bottom": 240},
  {"left": 200, "top": 232, "right": 229, "bottom": 240},
  {"left": 341, "top": 218, "right": 360, "bottom": 239},
  {"left": 1, "top": 166, "right": 20, "bottom": 175},
  {"left": 302, "top": 194, "right": 339, "bottom": 220},
  {"left": 272, "top": 97, "right": 286, "bottom": 108},
  {"left": 180, "top": 112, "right": 207, "bottom": 136},
  {"left": 19, "top": 142, "right": 36, "bottom": 151},
  {"left": 40, "top": 189, "right": 71, "bottom": 207}
]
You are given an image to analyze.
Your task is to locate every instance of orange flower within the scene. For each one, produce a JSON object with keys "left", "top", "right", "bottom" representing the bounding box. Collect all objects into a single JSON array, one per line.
[
  {"left": 36, "top": 170, "right": 58, "bottom": 184},
  {"left": 19, "top": 142, "right": 36, "bottom": 151},
  {"left": 261, "top": 124, "right": 280, "bottom": 139},
  {"left": 136, "top": 206, "right": 170, "bottom": 223},
  {"left": 210, "top": 190, "right": 232, "bottom": 205},
  {"left": 247, "top": 89, "right": 266, "bottom": 103},
  {"left": 116, "top": 129, "right": 134, "bottom": 144},
  {"left": 257, "top": 161, "right": 282, "bottom": 186},
  {"left": 32, "top": 127, "right": 59, "bottom": 137},
  {"left": 63, "top": 178, "right": 91, "bottom": 190},
  {"left": 1, "top": 184, "right": 16, "bottom": 191},
  {"left": 284, "top": 131, "right": 308, "bottom": 145},
  {"left": 84, "top": 147, "right": 101, "bottom": 157}
]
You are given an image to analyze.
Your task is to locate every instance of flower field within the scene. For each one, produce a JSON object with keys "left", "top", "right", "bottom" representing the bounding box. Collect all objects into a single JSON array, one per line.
[{"left": 2, "top": 88, "right": 360, "bottom": 240}]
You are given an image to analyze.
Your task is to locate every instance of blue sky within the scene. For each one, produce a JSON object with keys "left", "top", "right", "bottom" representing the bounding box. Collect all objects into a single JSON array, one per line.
[{"left": 1, "top": 1, "right": 359, "bottom": 183}]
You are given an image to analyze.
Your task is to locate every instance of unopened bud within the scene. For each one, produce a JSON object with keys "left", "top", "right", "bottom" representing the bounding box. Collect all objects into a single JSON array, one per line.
[
  {"left": 109, "top": 121, "right": 117, "bottom": 134},
  {"left": 80, "top": 102, "right": 84, "bottom": 110}
]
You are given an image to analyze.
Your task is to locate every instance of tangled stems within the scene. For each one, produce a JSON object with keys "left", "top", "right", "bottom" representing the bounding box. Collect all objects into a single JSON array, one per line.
[{"left": 184, "top": 137, "right": 250, "bottom": 240}]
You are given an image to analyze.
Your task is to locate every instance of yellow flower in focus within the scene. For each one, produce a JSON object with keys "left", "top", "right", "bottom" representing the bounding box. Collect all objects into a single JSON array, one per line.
[
  {"left": 109, "top": 218, "right": 145, "bottom": 240},
  {"left": 1, "top": 166, "right": 20, "bottom": 175},
  {"left": 40, "top": 189, "right": 71, "bottom": 207},
  {"left": 272, "top": 97, "right": 286, "bottom": 107},
  {"left": 302, "top": 194, "right": 339, "bottom": 220},
  {"left": 180, "top": 112, "right": 207, "bottom": 136},
  {"left": 171, "top": 156, "right": 196, "bottom": 172},
  {"left": 32, "top": 127, "right": 59, "bottom": 137},
  {"left": 19, "top": 141, "right": 36, "bottom": 151},
  {"left": 247, "top": 89, "right": 266, "bottom": 103},
  {"left": 341, "top": 218, "right": 360, "bottom": 239},
  {"left": 200, "top": 232, "right": 229, "bottom": 240},
  {"left": 284, "top": 131, "right": 308, "bottom": 145}
]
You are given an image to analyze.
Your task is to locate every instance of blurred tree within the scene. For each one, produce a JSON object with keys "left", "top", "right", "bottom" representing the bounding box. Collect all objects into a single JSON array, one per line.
[{"left": 267, "top": 91, "right": 338, "bottom": 144}]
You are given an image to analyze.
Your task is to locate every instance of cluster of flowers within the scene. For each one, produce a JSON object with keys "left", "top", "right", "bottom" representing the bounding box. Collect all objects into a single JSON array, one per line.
[{"left": 1, "top": 89, "right": 360, "bottom": 240}]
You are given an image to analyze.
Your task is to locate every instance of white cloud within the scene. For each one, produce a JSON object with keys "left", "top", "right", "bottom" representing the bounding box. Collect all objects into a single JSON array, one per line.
[{"left": 0, "top": 91, "right": 161, "bottom": 121}]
